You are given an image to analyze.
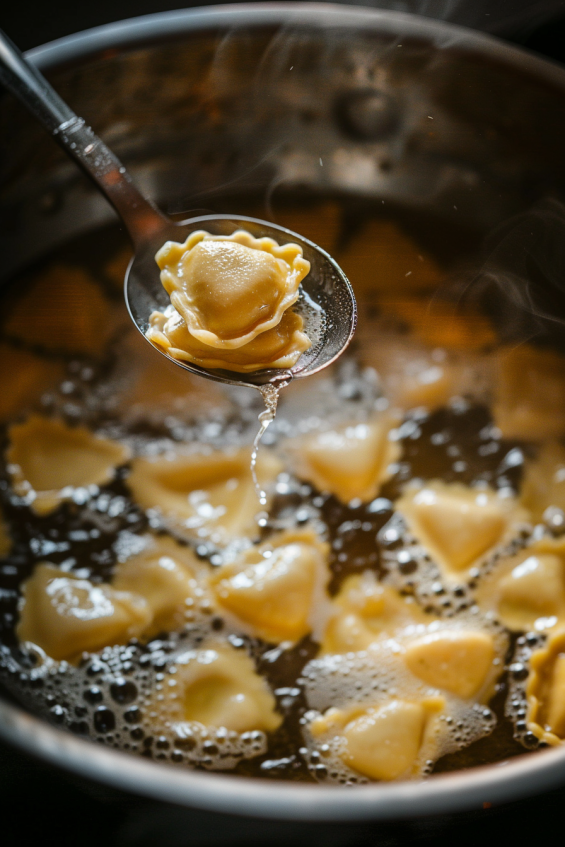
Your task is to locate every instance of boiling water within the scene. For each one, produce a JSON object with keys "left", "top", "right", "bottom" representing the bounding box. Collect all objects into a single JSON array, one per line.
[{"left": 0, "top": 197, "right": 551, "bottom": 781}]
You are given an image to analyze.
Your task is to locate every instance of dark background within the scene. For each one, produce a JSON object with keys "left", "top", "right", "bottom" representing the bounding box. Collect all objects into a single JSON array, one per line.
[{"left": 2, "top": 1, "right": 565, "bottom": 845}]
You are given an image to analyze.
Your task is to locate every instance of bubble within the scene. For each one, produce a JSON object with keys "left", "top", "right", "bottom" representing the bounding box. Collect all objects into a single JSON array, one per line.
[
  {"left": 94, "top": 706, "right": 116, "bottom": 733},
  {"left": 110, "top": 679, "right": 138, "bottom": 704}
]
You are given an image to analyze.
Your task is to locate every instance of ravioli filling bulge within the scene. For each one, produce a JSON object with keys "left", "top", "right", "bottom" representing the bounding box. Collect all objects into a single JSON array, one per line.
[
  {"left": 16, "top": 564, "right": 151, "bottom": 663},
  {"left": 396, "top": 481, "right": 526, "bottom": 580},
  {"left": 290, "top": 415, "right": 401, "bottom": 504},
  {"left": 7, "top": 415, "right": 131, "bottom": 515},
  {"left": 127, "top": 446, "right": 282, "bottom": 543},
  {"left": 211, "top": 528, "right": 330, "bottom": 643},
  {"left": 149, "top": 229, "right": 312, "bottom": 373},
  {"left": 145, "top": 641, "right": 281, "bottom": 734}
]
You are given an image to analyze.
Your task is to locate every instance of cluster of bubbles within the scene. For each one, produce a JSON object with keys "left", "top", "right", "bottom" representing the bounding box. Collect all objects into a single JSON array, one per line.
[
  {"left": 298, "top": 618, "right": 502, "bottom": 784},
  {"left": 505, "top": 634, "right": 545, "bottom": 750},
  {"left": 0, "top": 622, "right": 267, "bottom": 770}
]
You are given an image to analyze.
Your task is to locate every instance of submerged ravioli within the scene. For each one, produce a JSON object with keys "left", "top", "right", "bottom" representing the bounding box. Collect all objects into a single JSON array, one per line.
[
  {"left": 147, "top": 305, "right": 311, "bottom": 373},
  {"left": 289, "top": 416, "right": 401, "bottom": 503},
  {"left": 113, "top": 536, "right": 205, "bottom": 639},
  {"left": 396, "top": 481, "right": 527, "bottom": 581},
  {"left": 155, "top": 229, "right": 310, "bottom": 349},
  {"left": 493, "top": 345, "right": 565, "bottom": 441},
  {"left": 476, "top": 537, "right": 565, "bottom": 632},
  {"left": 310, "top": 698, "right": 444, "bottom": 781},
  {"left": 127, "top": 446, "right": 282, "bottom": 543},
  {"left": 526, "top": 631, "right": 565, "bottom": 745},
  {"left": 520, "top": 441, "right": 565, "bottom": 523},
  {"left": 322, "top": 572, "right": 432, "bottom": 654},
  {"left": 0, "top": 343, "right": 64, "bottom": 422},
  {"left": 147, "top": 641, "right": 281, "bottom": 733},
  {"left": 4, "top": 264, "right": 127, "bottom": 356},
  {"left": 7, "top": 416, "right": 131, "bottom": 515},
  {"left": 17, "top": 564, "right": 150, "bottom": 662},
  {"left": 376, "top": 296, "right": 496, "bottom": 352},
  {"left": 211, "top": 528, "right": 330, "bottom": 643}
]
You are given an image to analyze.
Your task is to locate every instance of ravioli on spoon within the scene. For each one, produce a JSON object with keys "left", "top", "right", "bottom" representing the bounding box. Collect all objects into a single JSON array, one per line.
[{"left": 147, "top": 229, "right": 312, "bottom": 373}]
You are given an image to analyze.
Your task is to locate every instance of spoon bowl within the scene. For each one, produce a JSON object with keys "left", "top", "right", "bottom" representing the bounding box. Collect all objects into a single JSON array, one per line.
[
  {"left": 0, "top": 30, "right": 356, "bottom": 391},
  {"left": 126, "top": 214, "right": 356, "bottom": 388}
]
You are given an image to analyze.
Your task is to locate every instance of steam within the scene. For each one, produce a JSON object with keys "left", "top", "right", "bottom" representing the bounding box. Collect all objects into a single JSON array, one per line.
[
  {"left": 336, "top": 1, "right": 565, "bottom": 38},
  {"left": 459, "top": 198, "right": 565, "bottom": 343}
]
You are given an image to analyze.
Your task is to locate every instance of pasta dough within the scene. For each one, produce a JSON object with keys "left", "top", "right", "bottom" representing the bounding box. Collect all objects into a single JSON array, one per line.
[
  {"left": 4, "top": 264, "right": 128, "bottom": 356},
  {"left": 520, "top": 441, "right": 565, "bottom": 523},
  {"left": 396, "top": 481, "right": 526, "bottom": 581},
  {"left": 322, "top": 571, "right": 432, "bottom": 654},
  {"left": 147, "top": 304, "right": 310, "bottom": 373},
  {"left": 127, "top": 446, "right": 282, "bottom": 543},
  {"left": 0, "top": 343, "right": 64, "bottom": 422},
  {"left": 403, "top": 630, "right": 495, "bottom": 700},
  {"left": 113, "top": 536, "right": 208, "bottom": 639},
  {"left": 493, "top": 345, "right": 565, "bottom": 441},
  {"left": 476, "top": 537, "right": 565, "bottom": 632},
  {"left": 526, "top": 631, "right": 565, "bottom": 745},
  {"left": 289, "top": 415, "right": 400, "bottom": 503},
  {"left": 310, "top": 697, "right": 445, "bottom": 781},
  {"left": 7, "top": 416, "right": 131, "bottom": 515},
  {"left": 17, "top": 564, "right": 150, "bottom": 662},
  {"left": 146, "top": 641, "right": 281, "bottom": 734},
  {"left": 155, "top": 229, "right": 310, "bottom": 348},
  {"left": 211, "top": 528, "right": 330, "bottom": 643}
]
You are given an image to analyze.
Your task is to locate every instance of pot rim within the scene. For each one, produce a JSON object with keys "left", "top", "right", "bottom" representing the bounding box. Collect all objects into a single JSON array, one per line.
[{"left": 3, "top": 1, "right": 565, "bottom": 821}]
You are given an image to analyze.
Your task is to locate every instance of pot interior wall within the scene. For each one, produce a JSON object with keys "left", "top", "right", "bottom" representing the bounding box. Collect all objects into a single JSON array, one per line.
[{"left": 2, "top": 21, "right": 565, "bottom": 279}]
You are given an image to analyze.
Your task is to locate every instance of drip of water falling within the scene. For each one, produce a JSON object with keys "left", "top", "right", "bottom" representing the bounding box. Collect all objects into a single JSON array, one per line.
[{"left": 251, "top": 379, "right": 290, "bottom": 525}]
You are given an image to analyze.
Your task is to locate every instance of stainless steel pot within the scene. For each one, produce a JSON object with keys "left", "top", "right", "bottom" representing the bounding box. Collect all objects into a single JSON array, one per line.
[{"left": 2, "top": 2, "right": 565, "bottom": 821}]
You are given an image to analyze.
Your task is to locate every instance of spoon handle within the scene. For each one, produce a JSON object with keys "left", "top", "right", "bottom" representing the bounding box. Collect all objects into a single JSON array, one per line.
[{"left": 0, "top": 29, "right": 168, "bottom": 245}]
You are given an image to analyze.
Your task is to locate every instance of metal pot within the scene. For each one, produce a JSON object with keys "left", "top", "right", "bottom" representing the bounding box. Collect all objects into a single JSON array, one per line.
[{"left": 2, "top": 2, "right": 565, "bottom": 822}]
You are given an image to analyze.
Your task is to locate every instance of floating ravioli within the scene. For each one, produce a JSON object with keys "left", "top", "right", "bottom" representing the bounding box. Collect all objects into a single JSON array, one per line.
[
  {"left": 0, "top": 343, "right": 64, "bottom": 422},
  {"left": 3, "top": 264, "right": 127, "bottom": 356},
  {"left": 396, "top": 481, "right": 526, "bottom": 581},
  {"left": 336, "top": 219, "right": 442, "bottom": 304},
  {"left": 289, "top": 416, "right": 401, "bottom": 504},
  {"left": 475, "top": 537, "right": 565, "bottom": 632},
  {"left": 16, "top": 563, "right": 150, "bottom": 662},
  {"left": 211, "top": 528, "right": 330, "bottom": 643},
  {"left": 7, "top": 416, "right": 131, "bottom": 515},
  {"left": 526, "top": 631, "right": 565, "bottom": 745},
  {"left": 403, "top": 630, "right": 495, "bottom": 700},
  {"left": 361, "top": 334, "right": 488, "bottom": 413},
  {"left": 155, "top": 229, "right": 310, "bottom": 349},
  {"left": 520, "top": 441, "right": 565, "bottom": 523},
  {"left": 493, "top": 346, "right": 565, "bottom": 440},
  {"left": 127, "top": 446, "right": 282, "bottom": 543},
  {"left": 147, "top": 304, "right": 310, "bottom": 373},
  {"left": 147, "top": 641, "right": 281, "bottom": 733},
  {"left": 322, "top": 572, "right": 432, "bottom": 654},
  {"left": 375, "top": 296, "right": 496, "bottom": 352},
  {"left": 113, "top": 536, "right": 205, "bottom": 639},
  {"left": 310, "top": 698, "right": 444, "bottom": 781}
]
